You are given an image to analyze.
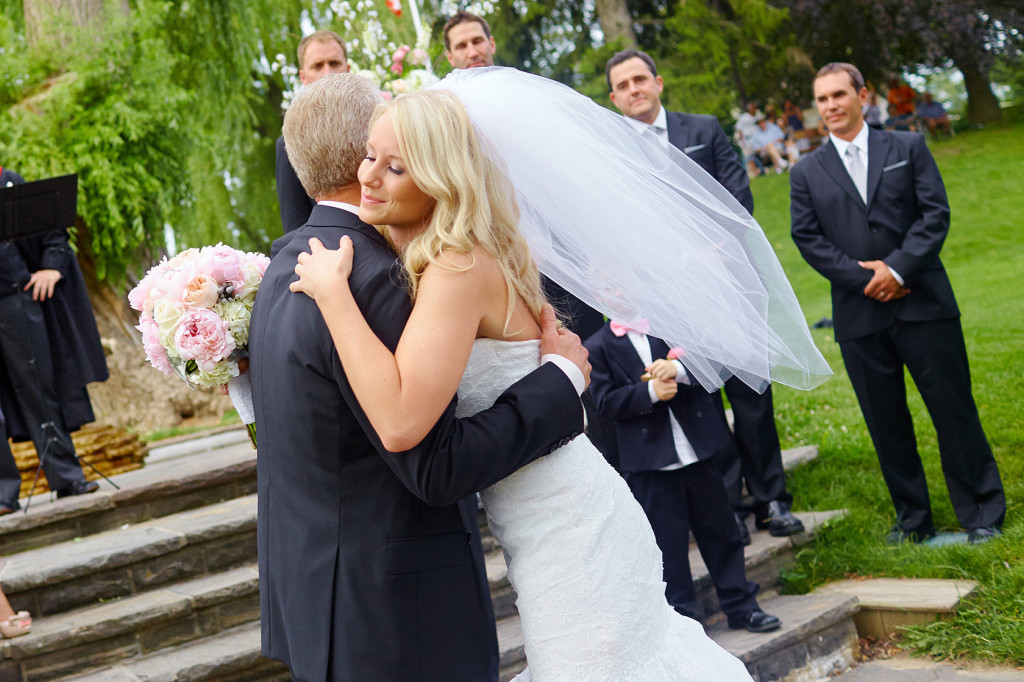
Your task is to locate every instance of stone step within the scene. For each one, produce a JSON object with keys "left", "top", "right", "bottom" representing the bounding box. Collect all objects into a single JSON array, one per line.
[
  {"left": 814, "top": 577, "right": 979, "bottom": 640},
  {"left": 497, "top": 592, "right": 860, "bottom": 682},
  {"left": 56, "top": 622, "right": 288, "bottom": 682},
  {"left": 0, "top": 443, "right": 257, "bottom": 556},
  {"left": 710, "top": 592, "right": 861, "bottom": 681},
  {"left": 691, "top": 510, "right": 846, "bottom": 619},
  {"left": 1, "top": 495, "right": 257, "bottom": 618},
  {"left": 0, "top": 565, "right": 263, "bottom": 681},
  {"left": 484, "top": 510, "right": 846, "bottom": 625}
]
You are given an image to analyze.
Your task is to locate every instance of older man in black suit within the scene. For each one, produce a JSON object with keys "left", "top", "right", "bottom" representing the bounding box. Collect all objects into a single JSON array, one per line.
[
  {"left": 606, "top": 49, "right": 804, "bottom": 542},
  {"left": 251, "top": 74, "right": 589, "bottom": 682},
  {"left": 790, "top": 62, "right": 1005, "bottom": 545}
]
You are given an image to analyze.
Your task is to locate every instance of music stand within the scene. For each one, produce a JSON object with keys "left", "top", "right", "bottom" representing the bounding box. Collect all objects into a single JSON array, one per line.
[
  {"left": 23, "top": 422, "right": 120, "bottom": 513},
  {"left": 0, "top": 174, "right": 78, "bottom": 241}
]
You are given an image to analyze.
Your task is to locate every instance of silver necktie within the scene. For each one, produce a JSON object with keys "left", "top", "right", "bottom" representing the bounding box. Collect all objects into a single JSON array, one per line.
[{"left": 846, "top": 145, "right": 867, "bottom": 203}]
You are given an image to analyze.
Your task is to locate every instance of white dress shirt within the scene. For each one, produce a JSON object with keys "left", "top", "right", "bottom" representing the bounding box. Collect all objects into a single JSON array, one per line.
[
  {"left": 623, "top": 105, "right": 670, "bottom": 146},
  {"left": 624, "top": 330, "right": 699, "bottom": 469}
]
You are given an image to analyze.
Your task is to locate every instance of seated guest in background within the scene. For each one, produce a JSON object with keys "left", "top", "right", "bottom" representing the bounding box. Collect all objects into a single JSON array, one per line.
[
  {"left": 586, "top": 321, "right": 780, "bottom": 633},
  {"left": 863, "top": 90, "right": 885, "bottom": 129},
  {"left": 886, "top": 78, "right": 917, "bottom": 117},
  {"left": 917, "top": 92, "right": 952, "bottom": 138},
  {"left": 751, "top": 116, "right": 797, "bottom": 172},
  {"left": 885, "top": 104, "right": 916, "bottom": 132},
  {"left": 783, "top": 99, "right": 804, "bottom": 131}
]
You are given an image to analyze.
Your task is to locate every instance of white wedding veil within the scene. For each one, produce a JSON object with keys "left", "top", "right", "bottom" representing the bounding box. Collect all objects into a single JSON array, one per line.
[{"left": 435, "top": 67, "right": 830, "bottom": 392}]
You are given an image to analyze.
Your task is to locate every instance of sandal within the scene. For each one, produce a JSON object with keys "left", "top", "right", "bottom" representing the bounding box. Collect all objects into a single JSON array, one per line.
[{"left": 0, "top": 611, "right": 31, "bottom": 638}]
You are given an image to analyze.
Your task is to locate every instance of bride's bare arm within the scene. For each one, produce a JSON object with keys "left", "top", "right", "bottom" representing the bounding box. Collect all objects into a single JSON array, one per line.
[{"left": 291, "top": 236, "right": 490, "bottom": 452}]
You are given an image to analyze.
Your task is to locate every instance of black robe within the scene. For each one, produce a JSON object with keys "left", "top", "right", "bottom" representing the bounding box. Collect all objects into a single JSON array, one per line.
[{"left": 0, "top": 167, "right": 108, "bottom": 439}]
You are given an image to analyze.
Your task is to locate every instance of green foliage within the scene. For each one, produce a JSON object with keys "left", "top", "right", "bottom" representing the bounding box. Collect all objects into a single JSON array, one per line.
[
  {"left": 755, "top": 122, "right": 1024, "bottom": 664},
  {"left": 0, "top": 0, "right": 305, "bottom": 285}
]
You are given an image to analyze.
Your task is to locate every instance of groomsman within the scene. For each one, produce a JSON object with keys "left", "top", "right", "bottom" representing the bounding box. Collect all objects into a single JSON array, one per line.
[
  {"left": 276, "top": 30, "right": 351, "bottom": 234},
  {"left": 790, "top": 62, "right": 1005, "bottom": 544},
  {"left": 606, "top": 49, "right": 804, "bottom": 540},
  {"left": 587, "top": 321, "right": 780, "bottom": 633}
]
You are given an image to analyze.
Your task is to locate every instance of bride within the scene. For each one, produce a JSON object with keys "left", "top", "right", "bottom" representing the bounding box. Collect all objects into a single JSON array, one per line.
[{"left": 290, "top": 85, "right": 760, "bottom": 681}]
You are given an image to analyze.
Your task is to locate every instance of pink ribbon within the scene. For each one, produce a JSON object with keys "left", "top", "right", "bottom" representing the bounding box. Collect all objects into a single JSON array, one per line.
[{"left": 610, "top": 318, "right": 650, "bottom": 337}]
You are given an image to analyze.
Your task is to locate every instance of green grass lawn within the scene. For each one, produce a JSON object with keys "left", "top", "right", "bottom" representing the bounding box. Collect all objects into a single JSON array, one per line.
[{"left": 750, "top": 121, "right": 1024, "bottom": 664}]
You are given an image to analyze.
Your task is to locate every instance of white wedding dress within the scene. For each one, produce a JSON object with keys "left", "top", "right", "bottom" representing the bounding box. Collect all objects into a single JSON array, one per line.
[{"left": 456, "top": 338, "right": 754, "bottom": 682}]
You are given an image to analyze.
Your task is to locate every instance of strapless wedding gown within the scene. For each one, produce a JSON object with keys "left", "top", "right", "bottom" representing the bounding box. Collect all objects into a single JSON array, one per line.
[{"left": 456, "top": 339, "right": 753, "bottom": 682}]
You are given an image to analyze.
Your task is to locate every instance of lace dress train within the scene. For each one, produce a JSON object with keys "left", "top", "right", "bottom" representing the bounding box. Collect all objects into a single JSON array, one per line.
[{"left": 456, "top": 339, "right": 753, "bottom": 682}]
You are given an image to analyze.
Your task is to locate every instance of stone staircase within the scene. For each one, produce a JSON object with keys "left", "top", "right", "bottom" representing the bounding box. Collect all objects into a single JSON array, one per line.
[
  {"left": 0, "top": 431, "right": 282, "bottom": 681},
  {"left": 0, "top": 430, "right": 853, "bottom": 681}
]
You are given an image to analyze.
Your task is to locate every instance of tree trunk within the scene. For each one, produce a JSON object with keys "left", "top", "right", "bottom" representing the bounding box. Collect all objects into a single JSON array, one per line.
[
  {"left": 595, "top": 0, "right": 637, "bottom": 48},
  {"left": 954, "top": 53, "right": 1002, "bottom": 126},
  {"left": 23, "top": 0, "right": 126, "bottom": 45}
]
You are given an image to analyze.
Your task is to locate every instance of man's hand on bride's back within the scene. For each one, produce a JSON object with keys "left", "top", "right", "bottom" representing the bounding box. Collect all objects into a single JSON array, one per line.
[
  {"left": 290, "top": 236, "right": 355, "bottom": 301},
  {"left": 539, "top": 304, "right": 592, "bottom": 389}
]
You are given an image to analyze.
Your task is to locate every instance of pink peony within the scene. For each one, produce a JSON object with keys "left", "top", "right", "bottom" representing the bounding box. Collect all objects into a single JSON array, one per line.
[
  {"left": 202, "top": 243, "right": 242, "bottom": 284},
  {"left": 183, "top": 274, "right": 221, "bottom": 309},
  {"left": 138, "top": 316, "right": 174, "bottom": 375},
  {"left": 174, "top": 308, "right": 235, "bottom": 371}
]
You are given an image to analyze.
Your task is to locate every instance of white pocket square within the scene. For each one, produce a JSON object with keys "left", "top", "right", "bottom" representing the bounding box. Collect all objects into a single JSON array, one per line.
[
  {"left": 883, "top": 160, "right": 909, "bottom": 171},
  {"left": 684, "top": 144, "right": 706, "bottom": 153}
]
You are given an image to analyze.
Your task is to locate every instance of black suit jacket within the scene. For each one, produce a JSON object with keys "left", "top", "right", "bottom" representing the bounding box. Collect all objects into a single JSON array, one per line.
[
  {"left": 586, "top": 325, "right": 732, "bottom": 473},
  {"left": 250, "top": 206, "right": 583, "bottom": 681},
  {"left": 666, "top": 110, "right": 754, "bottom": 215},
  {"left": 790, "top": 127, "right": 959, "bottom": 342},
  {"left": 275, "top": 136, "right": 316, "bottom": 234}
]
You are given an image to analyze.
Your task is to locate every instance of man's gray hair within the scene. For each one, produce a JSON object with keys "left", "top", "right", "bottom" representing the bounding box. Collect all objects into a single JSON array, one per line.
[{"left": 282, "top": 73, "right": 380, "bottom": 199}]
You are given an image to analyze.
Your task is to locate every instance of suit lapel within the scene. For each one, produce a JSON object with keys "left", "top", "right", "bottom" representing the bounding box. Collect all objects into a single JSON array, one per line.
[
  {"left": 609, "top": 333, "right": 647, "bottom": 382},
  {"left": 865, "top": 127, "right": 891, "bottom": 208},
  {"left": 818, "top": 140, "right": 865, "bottom": 211},
  {"left": 648, "top": 336, "right": 671, "bottom": 360},
  {"left": 666, "top": 111, "right": 689, "bottom": 150}
]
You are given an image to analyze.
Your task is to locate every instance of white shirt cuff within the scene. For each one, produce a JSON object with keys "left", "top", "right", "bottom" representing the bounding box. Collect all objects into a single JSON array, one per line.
[
  {"left": 541, "top": 354, "right": 585, "bottom": 396},
  {"left": 887, "top": 265, "right": 905, "bottom": 286},
  {"left": 648, "top": 380, "right": 660, "bottom": 404},
  {"left": 672, "top": 360, "right": 690, "bottom": 385}
]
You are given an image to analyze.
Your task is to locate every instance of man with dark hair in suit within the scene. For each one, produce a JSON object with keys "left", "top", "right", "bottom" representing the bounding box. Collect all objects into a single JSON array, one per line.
[
  {"left": 790, "top": 62, "right": 1005, "bottom": 545},
  {"left": 275, "top": 30, "right": 350, "bottom": 234},
  {"left": 251, "top": 73, "right": 590, "bottom": 682},
  {"left": 606, "top": 48, "right": 804, "bottom": 542},
  {"left": 0, "top": 166, "right": 108, "bottom": 512}
]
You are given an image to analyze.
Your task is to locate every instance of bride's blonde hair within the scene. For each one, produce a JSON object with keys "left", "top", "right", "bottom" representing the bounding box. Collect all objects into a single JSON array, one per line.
[{"left": 378, "top": 89, "right": 546, "bottom": 330}]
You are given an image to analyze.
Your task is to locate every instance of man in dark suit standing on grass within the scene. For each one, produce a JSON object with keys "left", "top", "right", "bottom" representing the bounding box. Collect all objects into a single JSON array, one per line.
[
  {"left": 606, "top": 49, "right": 805, "bottom": 542},
  {"left": 790, "top": 62, "right": 1005, "bottom": 545}
]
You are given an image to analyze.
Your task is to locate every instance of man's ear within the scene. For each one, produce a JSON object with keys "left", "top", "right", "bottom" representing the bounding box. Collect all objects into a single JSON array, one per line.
[
  {"left": 445, "top": 51, "right": 455, "bottom": 67},
  {"left": 609, "top": 91, "right": 619, "bottom": 111}
]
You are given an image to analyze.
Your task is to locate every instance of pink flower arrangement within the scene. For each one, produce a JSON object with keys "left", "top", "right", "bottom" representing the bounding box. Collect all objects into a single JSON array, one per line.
[{"left": 129, "top": 244, "right": 270, "bottom": 389}]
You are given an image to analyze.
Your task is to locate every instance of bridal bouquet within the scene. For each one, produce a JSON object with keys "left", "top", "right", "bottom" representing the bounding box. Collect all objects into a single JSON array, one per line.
[{"left": 128, "top": 244, "right": 270, "bottom": 446}]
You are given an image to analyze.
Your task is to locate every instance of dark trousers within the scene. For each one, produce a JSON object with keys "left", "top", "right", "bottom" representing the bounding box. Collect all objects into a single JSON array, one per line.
[
  {"left": 0, "top": 291, "right": 87, "bottom": 500},
  {"left": 627, "top": 460, "right": 759, "bottom": 621},
  {"left": 839, "top": 318, "right": 1005, "bottom": 534},
  {"left": 716, "top": 379, "right": 790, "bottom": 510}
]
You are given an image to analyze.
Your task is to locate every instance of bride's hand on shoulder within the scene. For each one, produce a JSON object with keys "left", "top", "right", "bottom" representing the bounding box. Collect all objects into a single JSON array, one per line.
[{"left": 290, "top": 236, "right": 355, "bottom": 301}]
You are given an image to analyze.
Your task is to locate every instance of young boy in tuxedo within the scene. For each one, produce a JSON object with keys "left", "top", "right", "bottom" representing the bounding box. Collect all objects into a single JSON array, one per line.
[{"left": 586, "top": 319, "right": 780, "bottom": 632}]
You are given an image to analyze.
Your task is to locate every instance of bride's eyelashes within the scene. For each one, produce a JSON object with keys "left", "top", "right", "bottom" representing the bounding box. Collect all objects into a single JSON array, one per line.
[{"left": 362, "top": 155, "right": 406, "bottom": 176}]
